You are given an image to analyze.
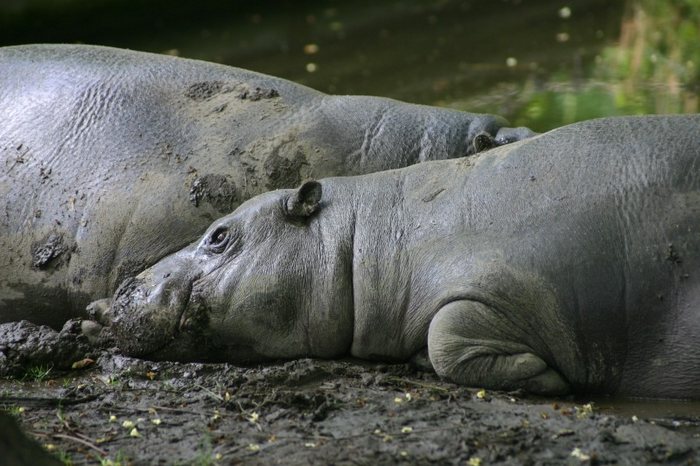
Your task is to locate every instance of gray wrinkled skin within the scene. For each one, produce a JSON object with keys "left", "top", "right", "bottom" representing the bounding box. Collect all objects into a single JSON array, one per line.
[
  {"left": 108, "top": 115, "right": 700, "bottom": 399},
  {"left": 0, "top": 44, "right": 531, "bottom": 328}
]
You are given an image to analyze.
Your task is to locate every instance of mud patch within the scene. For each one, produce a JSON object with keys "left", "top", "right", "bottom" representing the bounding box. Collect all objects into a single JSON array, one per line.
[
  {"left": 237, "top": 85, "right": 279, "bottom": 101},
  {"left": 184, "top": 81, "right": 225, "bottom": 102},
  {"left": 263, "top": 148, "right": 308, "bottom": 190},
  {"left": 0, "top": 320, "right": 95, "bottom": 376},
  {"left": 666, "top": 243, "right": 683, "bottom": 264},
  {"left": 31, "top": 233, "right": 71, "bottom": 270},
  {"left": 184, "top": 81, "right": 279, "bottom": 103},
  {"left": 188, "top": 174, "right": 239, "bottom": 213},
  {"left": 107, "top": 277, "right": 168, "bottom": 357}
]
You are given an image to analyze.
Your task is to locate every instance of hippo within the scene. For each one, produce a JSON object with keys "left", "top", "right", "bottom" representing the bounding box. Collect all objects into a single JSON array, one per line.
[
  {"left": 0, "top": 412, "right": 61, "bottom": 466},
  {"left": 87, "top": 115, "right": 699, "bottom": 399},
  {"left": 0, "top": 43, "right": 531, "bottom": 329}
]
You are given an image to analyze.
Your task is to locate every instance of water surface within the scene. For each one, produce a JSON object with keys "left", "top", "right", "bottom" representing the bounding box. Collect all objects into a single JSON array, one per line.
[{"left": 1, "top": 0, "right": 698, "bottom": 131}]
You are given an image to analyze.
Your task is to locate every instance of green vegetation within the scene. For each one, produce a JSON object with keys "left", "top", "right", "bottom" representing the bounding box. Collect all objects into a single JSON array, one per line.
[
  {"left": 509, "top": 0, "right": 700, "bottom": 130},
  {"left": 5, "top": 405, "right": 26, "bottom": 417},
  {"left": 594, "top": 0, "right": 699, "bottom": 112},
  {"left": 23, "top": 364, "right": 53, "bottom": 382},
  {"left": 193, "top": 435, "right": 217, "bottom": 466},
  {"left": 55, "top": 450, "right": 74, "bottom": 466}
]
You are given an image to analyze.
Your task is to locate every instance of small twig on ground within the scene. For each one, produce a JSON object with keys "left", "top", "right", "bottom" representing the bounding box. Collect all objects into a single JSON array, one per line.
[
  {"left": 216, "top": 444, "right": 245, "bottom": 458},
  {"left": 50, "top": 433, "right": 108, "bottom": 456},
  {"left": 149, "top": 405, "right": 207, "bottom": 416},
  {"left": 194, "top": 383, "right": 224, "bottom": 402},
  {"left": 384, "top": 377, "right": 451, "bottom": 392},
  {"left": 56, "top": 411, "right": 72, "bottom": 431},
  {"left": 229, "top": 422, "right": 472, "bottom": 445},
  {"left": 97, "top": 403, "right": 203, "bottom": 416},
  {"left": 72, "top": 430, "right": 105, "bottom": 444}
]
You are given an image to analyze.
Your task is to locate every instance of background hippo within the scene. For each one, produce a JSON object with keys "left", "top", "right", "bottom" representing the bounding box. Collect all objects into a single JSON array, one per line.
[
  {"left": 0, "top": 44, "right": 530, "bottom": 328},
  {"left": 101, "top": 115, "right": 700, "bottom": 399}
]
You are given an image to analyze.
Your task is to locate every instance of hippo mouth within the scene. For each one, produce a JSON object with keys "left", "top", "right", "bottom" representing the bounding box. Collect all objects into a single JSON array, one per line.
[{"left": 176, "top": 290, "right": 209, "bottom": 334}]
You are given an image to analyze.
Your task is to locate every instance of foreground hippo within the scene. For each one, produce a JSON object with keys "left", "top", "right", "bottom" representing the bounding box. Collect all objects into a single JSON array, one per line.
[
  {"left": 0, "top": 44, "right": 530, "bottom": 328},
  {"left": 0, "top": 412, "right": 60, "bottom": 466},
  {"left": 95, "top": 115, "right": 700, "bottom": 399}
]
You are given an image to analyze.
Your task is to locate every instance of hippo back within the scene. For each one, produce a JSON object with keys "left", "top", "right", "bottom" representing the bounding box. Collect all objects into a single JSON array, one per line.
[{"left": 0, "top": 44, "right": 510, "bottom": 327}]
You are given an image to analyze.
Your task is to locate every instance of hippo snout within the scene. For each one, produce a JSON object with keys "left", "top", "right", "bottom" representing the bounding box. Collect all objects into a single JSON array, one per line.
[{"left": 106, "top": 256, "right": 202, "bottom": 356}]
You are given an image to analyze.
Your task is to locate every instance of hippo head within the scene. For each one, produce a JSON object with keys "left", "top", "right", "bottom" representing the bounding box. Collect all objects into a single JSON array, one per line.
[{"left": 104, "top": 181, "right": 355, "bottom": 363}]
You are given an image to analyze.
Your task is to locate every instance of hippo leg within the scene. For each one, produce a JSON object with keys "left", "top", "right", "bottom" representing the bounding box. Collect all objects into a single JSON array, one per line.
[{"left": 427, "top": 300, "right": 570, "bottom": 395}]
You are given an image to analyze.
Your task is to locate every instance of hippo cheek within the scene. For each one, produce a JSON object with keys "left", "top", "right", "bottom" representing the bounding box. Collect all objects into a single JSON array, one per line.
[
  {"left": 108, "top": 273, "right": 196, "bottom": 357},
  {"left": 178, "top": 279, "right": 288, "bottom": 361}
]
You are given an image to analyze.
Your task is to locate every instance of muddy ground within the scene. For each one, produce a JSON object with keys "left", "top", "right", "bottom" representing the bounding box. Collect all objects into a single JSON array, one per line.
[{"left": 1, "top": 355, "right": 699, "bottom": 465}]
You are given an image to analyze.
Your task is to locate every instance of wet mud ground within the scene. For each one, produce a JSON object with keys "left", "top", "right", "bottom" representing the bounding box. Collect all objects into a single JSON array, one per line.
[{"left": 2, "top": 355, "right": 700, "bottom": 465}]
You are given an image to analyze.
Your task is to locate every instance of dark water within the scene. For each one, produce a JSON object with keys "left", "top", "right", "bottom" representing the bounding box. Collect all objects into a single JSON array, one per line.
[
  {"left": 1, "top": 0, "right": 698, "bottom": 131},
  {"left": 592, "top": 398, "right": 700, "bottom": 434}
]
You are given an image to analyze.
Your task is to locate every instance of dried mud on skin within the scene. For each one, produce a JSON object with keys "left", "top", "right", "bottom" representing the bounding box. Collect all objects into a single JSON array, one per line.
[{"left": 1, "top": 356, "right": 699, "bottom": 465}]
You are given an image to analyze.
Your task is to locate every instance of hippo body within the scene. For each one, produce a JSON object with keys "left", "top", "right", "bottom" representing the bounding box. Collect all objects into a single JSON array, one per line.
[
  {"left": 110, "top": 115, "right": 700, "bottom": 399},
  {"left": 0, "top": 44, "right": 527, "bottom": 328}
]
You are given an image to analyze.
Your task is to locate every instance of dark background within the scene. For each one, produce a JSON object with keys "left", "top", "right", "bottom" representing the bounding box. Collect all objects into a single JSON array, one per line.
[{"left": 1, "top": 0, "right": 698, "bottom": 131}]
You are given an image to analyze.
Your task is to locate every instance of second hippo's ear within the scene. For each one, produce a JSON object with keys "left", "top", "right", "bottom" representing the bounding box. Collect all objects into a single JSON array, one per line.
[{"left": 285, "top": 180, "right": 322, "bottom": 218}]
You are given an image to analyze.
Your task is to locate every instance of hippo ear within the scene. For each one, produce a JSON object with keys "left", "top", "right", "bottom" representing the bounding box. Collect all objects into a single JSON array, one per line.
[{"left": 285, "top": 180, "right": 322, "bottom": 218}]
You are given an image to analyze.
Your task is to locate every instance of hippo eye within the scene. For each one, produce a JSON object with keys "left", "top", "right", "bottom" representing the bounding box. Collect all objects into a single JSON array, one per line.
[{"left": 207, "top": 227, "right": 229, "bottom": 252}]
